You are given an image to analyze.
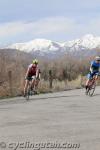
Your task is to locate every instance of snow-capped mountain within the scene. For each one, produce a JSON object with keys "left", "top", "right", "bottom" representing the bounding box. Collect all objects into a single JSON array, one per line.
[
  {"left": 7, "top": 39, "right": 63, "bottom": 53},
  {"left": 6, "top": 34, "right": 100, "bottom": 57},
  {"left": 63, "top": 34, "right": 100, "bottom": 51}
]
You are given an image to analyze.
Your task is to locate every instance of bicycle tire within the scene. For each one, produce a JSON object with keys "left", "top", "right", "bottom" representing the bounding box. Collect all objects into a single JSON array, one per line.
[
  {"left": 25, "top": 86, "right": 31, "bottom": 100},
  {"left": 85, "top": 87, "right": 90, "bottom": 95},
  {"left": 89, "top": 83, "right": 96, "bottom": 97}
]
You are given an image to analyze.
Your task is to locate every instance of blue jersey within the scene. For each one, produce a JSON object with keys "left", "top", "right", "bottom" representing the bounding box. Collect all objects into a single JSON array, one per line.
[{"left": 91, "top": 61, "right": 100, "bottom": 72}]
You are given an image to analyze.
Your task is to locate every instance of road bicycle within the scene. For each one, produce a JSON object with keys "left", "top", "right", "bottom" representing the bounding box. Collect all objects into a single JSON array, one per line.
[
  {"left": 25, "top": 79, "right": 38, "bottom": 100},
  {"left": 85, "top": 76, "right": 97, "bottom": 97}
]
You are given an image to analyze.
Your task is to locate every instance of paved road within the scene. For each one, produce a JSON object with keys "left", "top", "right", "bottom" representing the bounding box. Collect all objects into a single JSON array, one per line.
[{"left": 0, "top": 87, "right": 100, "bottom": 150}]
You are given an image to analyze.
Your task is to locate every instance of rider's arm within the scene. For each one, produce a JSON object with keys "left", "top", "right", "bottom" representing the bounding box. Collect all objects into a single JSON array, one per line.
[
  {"left": 90, "top": 66, "right": 93, "bottom": 73},
  {"left": 38, "top": 73, "right": 41, "bottom": 79},
  {"left": 36, "top": 68, "right": 39, "bottom": 79},
  {"left": 38, "top": 71, "right": 41, "bottom": 80},
  {"left": 90, "top": 61, "right": 94, "bottom": 73},
  {"left": 25, "top": 68, "right": 30, "bottom": 79},
  {"left": 36, "top": 68, "right": 41, "bottom": 79},
  {"left": 25, "top": 64, "right": 32, "bottom": 79}
]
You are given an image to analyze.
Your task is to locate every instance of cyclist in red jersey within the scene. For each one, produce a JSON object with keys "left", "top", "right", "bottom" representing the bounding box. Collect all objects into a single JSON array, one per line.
[{"left": 24, "top": 59, "right": 41, "bottom": 96}]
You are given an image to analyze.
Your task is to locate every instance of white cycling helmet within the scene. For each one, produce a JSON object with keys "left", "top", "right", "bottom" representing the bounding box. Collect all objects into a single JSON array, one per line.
[{"left": 95, "top": 56, "right": 100, "bottom": 61}]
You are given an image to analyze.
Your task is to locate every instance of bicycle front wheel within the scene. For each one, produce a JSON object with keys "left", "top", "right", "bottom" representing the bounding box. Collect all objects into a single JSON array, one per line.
[
  {"left": 89, "top": 83, "right": 96, "bottom": 97},
  {"left": 85, "top": 87, "right": 90, "bottom": 95},
  {"left": 25, "top": 87, "right": 31, "bottom": 100}
]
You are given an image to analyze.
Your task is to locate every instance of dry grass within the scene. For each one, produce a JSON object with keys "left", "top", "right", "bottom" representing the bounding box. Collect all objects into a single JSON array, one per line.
[
  {"left": 0, "top": 75, "right": 100, "bottom": 98},
  {"left": 38, "top": 75, "right": 84, "bottom": 93},
  {"left": 0, "top": 77, "right": 83, "bottom": 98}
]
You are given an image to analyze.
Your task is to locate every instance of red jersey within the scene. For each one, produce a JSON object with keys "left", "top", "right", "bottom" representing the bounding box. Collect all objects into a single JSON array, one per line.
[{"left": 28, "top": 64, "right": 37, "bottom": 76}]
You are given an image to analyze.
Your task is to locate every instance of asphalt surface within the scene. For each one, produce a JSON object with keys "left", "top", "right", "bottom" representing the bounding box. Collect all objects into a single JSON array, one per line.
[{"left": 0, "top": 87, "right": 100, "bottom": 150}]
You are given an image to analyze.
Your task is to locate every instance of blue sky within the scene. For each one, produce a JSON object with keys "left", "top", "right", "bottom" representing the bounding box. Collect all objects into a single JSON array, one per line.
[{"left": 0, "top": 0, "right": 100, "bottom": 45}]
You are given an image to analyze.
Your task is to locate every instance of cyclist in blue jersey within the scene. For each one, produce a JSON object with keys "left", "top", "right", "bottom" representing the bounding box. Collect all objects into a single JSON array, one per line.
[{"left": 85, "top": 56, "right": 100, "bottom": 90}]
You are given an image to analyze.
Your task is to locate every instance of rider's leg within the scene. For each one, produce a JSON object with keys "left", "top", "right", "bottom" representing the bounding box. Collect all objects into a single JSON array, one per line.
[
  {"left": 85, "top": 73, "right": 92, "bottom": 89},
  {"left": 94, "top": 74, "right": 98, "bottom": 85},
  {"left": 24, "top": 80, "right": 29, "bottom": 96},
  {"left": 85, "top": 79, "right": 90, "bottom": 89},
  {"left": 92, "top": 72, "right": 99, "bottom": 85},
  {"left": 95, "top": 75, "right": 98, "bottom": 80},
  {"left": 31, "top": 78, "right": 36, "bottom": 90},
  {"left": 85, "top": 72, "right": 98, "bottom": 89}
]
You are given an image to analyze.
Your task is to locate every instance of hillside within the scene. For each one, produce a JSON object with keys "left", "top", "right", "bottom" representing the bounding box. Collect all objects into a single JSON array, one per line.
[{"left": 0, "top": 49, "right": 33, "bottom": 97}]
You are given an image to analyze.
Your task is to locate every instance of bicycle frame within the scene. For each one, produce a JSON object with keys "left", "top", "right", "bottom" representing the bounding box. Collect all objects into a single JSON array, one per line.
[
  {"left": 86, "top": 75, "right": 97, "bottom": 96},
  {"left": 88, "top": 77, "right": 96, "bottom": 88}
]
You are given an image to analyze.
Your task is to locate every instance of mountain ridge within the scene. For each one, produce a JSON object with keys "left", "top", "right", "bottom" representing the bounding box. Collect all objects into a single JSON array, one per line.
[{"left": 4, "top": 34, "right": 100, "bottom": 58}]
